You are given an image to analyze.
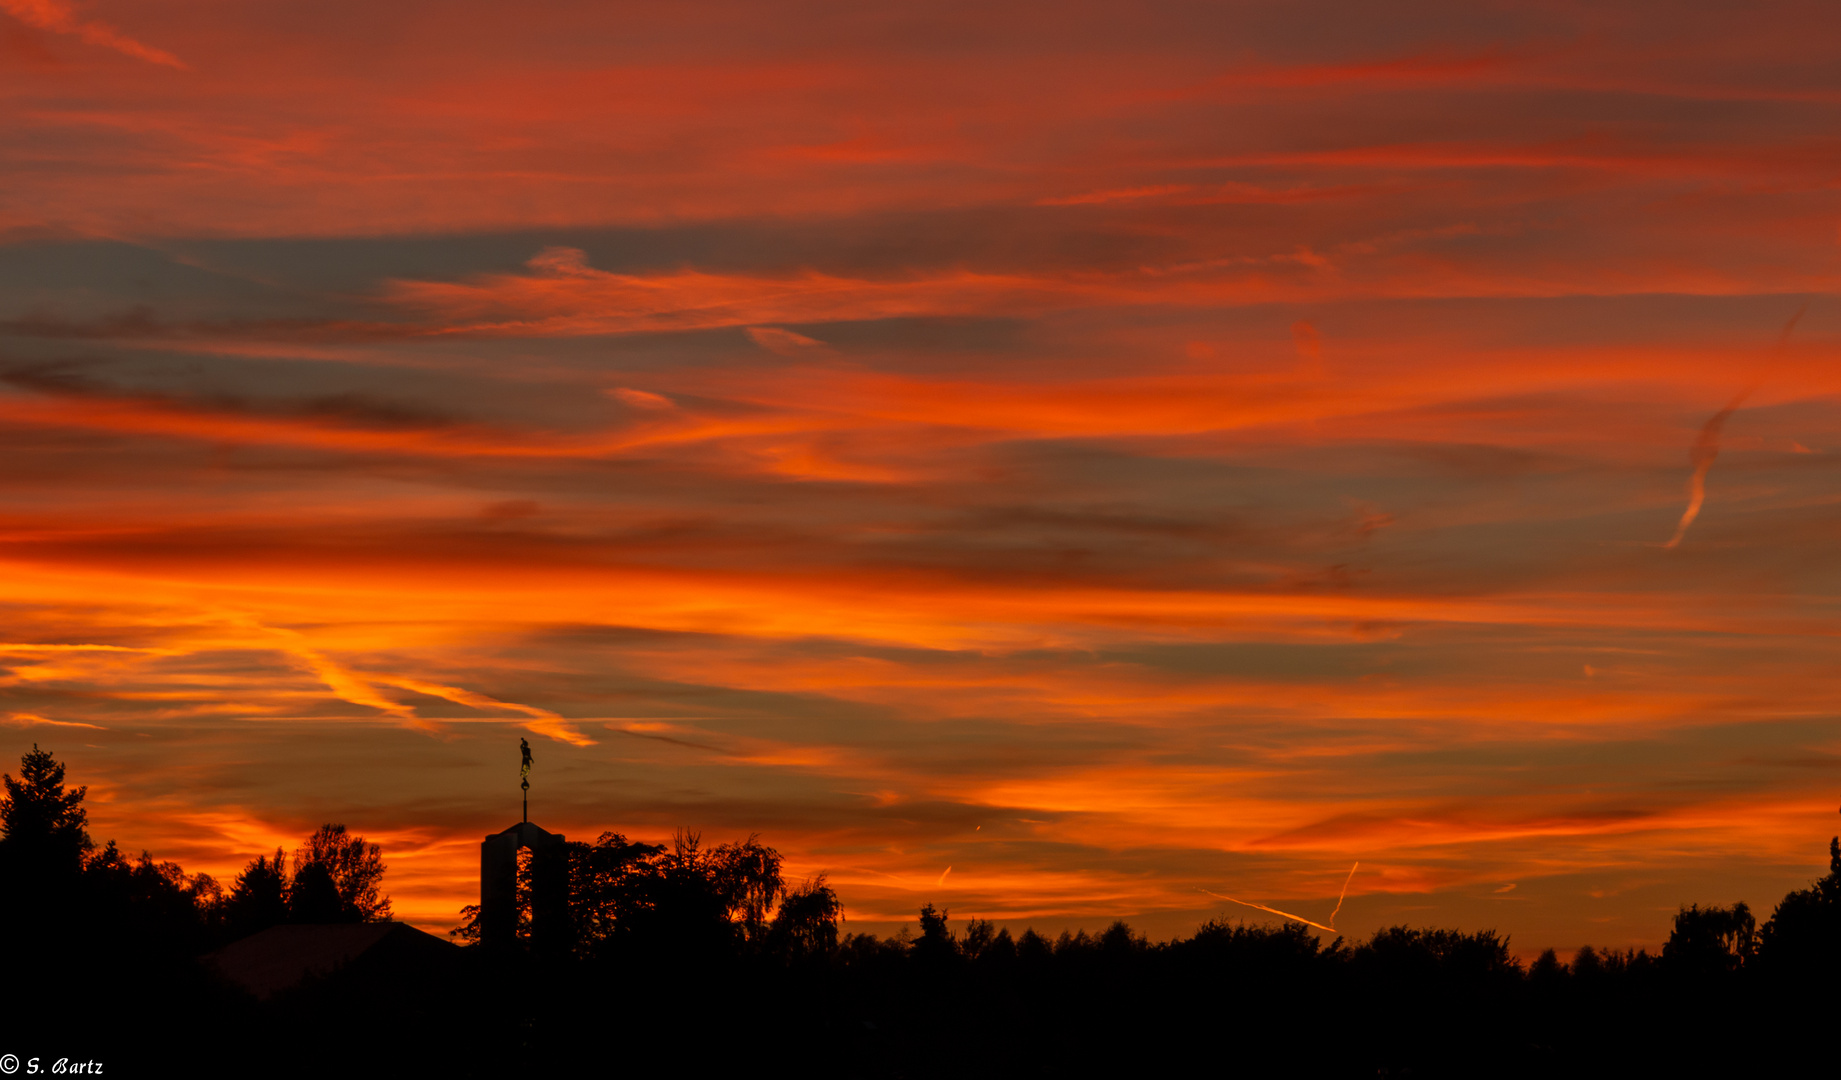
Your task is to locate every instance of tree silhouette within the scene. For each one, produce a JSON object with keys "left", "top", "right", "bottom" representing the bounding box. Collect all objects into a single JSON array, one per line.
[
  {"left": 974, "top": 924, "right": 1018, "bottom": 966},
  {"left": 958, "top": 917, "right": 997, "bottom": 961},
  {"left": 710, "top": 834, "right": 784, "bottom": 943},
  {"left": 81, "top": 841, "right": 223, "bottom": 952},
  {"left": 1661, "top": 902, "right": 1755, "bottom": 977},
  {"left": 913, "top": 902, "right": 954, "bottom": 963},
  {"left": 448, "top": 903, "right": 480, "bottom": 944},
  {"left": 562, "top": 831, "right": 663, "bottom": 954},
  {"left": 290, "top": 860, "right": 349, "bottom": 923},
  {"left": 1755, "top": 809, "right": 1841, "bottom": 979},
  {"left": 1016, "top": 926, "right": 1053, "bottom": 964},
  {"left": 1098, "top": 920, "right": 1147, "bottom": 957},
  {"left": 645, "top": 830, "right": 738, "bottom": 950},
  {"left": 226, "top": 848, "right": 291, "bottom": 935},
  {"left": 292, "top": 823, "right": 391, "bottom": 922},
  {"left": 768, "top": 874, "right": 841, "bottom": 959},
  {"left": 0, "top": 743, "right": 93, "bottom": 879}
]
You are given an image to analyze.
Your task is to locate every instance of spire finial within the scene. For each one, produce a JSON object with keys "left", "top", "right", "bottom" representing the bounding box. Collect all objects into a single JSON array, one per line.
[{"left": 520, "top": 737, "right": 532, "bottom": 824}]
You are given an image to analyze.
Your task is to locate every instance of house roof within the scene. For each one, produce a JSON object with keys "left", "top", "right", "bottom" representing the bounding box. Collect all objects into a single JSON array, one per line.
[{"left": 206, "top": 922, "right": 460, "bottom": 1000}]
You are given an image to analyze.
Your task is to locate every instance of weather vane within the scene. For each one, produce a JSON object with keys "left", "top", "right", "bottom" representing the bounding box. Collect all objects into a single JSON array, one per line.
[{"left": 520, "top": 737, "right": 532, "bottom": 823}]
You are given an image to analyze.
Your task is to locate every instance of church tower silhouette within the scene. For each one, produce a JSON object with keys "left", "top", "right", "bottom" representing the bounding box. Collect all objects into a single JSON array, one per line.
[{"left": 479, "top": 738, "right": 570, "bottom": 954}]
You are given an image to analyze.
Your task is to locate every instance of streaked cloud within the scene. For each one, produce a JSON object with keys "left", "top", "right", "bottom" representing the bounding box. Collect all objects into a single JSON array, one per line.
[{"left": 1, "top": 0, "right": 185, "bottom": 68}]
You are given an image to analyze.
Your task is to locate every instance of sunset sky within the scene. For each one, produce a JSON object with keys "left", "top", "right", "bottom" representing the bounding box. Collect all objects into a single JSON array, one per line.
[{"left": 4, "top": 0, "right": 1841, "bottom": 952}]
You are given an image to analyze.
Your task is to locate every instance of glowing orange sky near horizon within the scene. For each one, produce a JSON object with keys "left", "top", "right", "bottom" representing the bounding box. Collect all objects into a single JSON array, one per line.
[{"left": 4, "top": 0, "right": 1841, "bottom": 952}]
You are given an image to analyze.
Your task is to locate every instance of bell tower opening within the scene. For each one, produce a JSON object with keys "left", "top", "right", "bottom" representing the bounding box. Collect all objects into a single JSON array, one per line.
[{"left": 480, "top": 819, "right": 570, "bottom": 953}]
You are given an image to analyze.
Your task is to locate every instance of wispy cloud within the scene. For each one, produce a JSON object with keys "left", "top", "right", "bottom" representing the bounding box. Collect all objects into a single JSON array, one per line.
[
  {"left": 5, "top": 712, "right": 107, "bottom": 730},
  {"left": 1, "top": 0, "right": 185, "bottom": 68}
]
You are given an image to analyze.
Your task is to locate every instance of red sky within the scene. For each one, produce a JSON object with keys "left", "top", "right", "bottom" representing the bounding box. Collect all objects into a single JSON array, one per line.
[{"left": 4, "top": 0, "right": 1841, "bottom": 950}]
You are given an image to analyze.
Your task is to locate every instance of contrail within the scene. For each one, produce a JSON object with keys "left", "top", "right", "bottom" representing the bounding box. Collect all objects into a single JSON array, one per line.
[
  {"left": 1203, "top": 862, "right": 1360, "bottom": 935},
  {"left": 936, "top": 865, "right": 952, "bottom": 887},
  {"left": 1663, "top": 398, "right": 1741, "bottom": 549},
  {"left": 1663, "top": 305, "right": 1805, "bottom": 549},
  {"left": 1328, "top": 861, "right": 1360, "bottom": 925},
  {"left": 1200, "top": 890, "right": 1340, "bottom": 933}
]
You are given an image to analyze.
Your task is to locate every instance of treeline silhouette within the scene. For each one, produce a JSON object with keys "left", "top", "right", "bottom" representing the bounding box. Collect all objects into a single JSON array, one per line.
[
  {"left": 0, "top": 744, "right": 393, "bottom": 945},
  {"left": 449, "top": 829, "right": 844, "bottom": 962},
  {"left": 5, "top": 744, "right": 1839, "bottom": 1077}
]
